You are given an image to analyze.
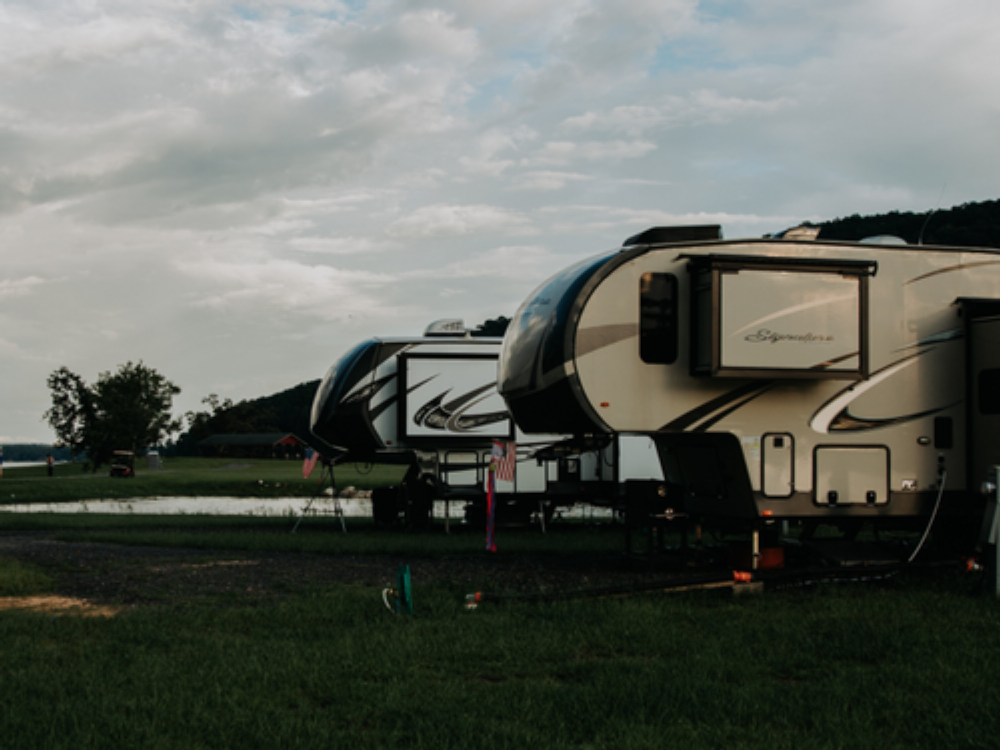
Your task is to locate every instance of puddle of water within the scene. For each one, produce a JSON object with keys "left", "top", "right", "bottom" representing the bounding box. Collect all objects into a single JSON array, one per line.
[
  {"left": 0, "top": 497, "right": 368, "bottom": 517},
  {"left": 0, "top": 496, "right": 615, "bottom": 520}
]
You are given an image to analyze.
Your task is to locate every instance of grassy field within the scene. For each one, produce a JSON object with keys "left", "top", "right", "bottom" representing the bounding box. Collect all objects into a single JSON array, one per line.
[
  {"left": 0, "top": 509, "right": 998, "bottom": 748},
  {"left": 27, "top": 518, "right": 628, "bottom": 559},
  {"left": 0, "top": 457, "right": 407, "bottom": 503},
  {"left": 1, "top": 462, "right": 998, "bottom": 748},
  {"left": 0, "top": 550, "right": 997, "bottom": 749}
]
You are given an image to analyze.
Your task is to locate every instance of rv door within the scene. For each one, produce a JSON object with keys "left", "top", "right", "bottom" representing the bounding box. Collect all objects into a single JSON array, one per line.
[{"left": 963, "top": 300, "right": 1000, "bottom": 487}]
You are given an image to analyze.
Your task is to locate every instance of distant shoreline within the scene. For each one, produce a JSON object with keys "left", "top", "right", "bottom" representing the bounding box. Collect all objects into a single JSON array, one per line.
[{"left": 2, "top": 461, "right": 67, "bottom": 469}]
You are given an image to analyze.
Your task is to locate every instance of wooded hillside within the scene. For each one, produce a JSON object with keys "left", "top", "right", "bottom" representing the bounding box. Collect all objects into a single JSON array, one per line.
[{"left": 819, "top": 199, "right": 1000, "bottom": 247}]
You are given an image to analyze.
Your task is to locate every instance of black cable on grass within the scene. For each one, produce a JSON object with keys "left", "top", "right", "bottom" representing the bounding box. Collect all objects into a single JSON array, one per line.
[
  {"left": 463, "top": 559, "right": 968, "bottom": 607},
  {"left": 465, "top": 570, "right": 753, "bottom": 607}
]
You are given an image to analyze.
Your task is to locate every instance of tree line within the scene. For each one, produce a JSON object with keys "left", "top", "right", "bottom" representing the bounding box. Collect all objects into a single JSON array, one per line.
[
  {"left": 171, "top": 382, "right": 317, "bottom": 457},
  {"left": 818, "top": 199, "right": 1000, "bottom": 247}
]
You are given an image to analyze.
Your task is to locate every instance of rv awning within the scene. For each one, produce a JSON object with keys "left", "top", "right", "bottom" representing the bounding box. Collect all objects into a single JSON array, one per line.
[{"left": 681, "top": 254, "right": 879, "bottom": 276}]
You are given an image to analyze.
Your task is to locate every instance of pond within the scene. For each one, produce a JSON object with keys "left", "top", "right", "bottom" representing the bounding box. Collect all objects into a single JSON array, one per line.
[
  {"left": 0, "top": 496, "right": 615, "bottom": 520},
  {"left": 1, "top": 496, "right": 388, "bottom": 518}
]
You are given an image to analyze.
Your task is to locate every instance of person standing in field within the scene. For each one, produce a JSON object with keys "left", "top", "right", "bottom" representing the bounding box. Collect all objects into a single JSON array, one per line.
[{"left": 47, "top": 454, "right": 54, "bottom": 477}]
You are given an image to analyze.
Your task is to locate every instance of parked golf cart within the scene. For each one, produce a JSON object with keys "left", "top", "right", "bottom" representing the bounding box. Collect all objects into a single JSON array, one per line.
[{"left": 109, "top": 451, "right": 135, "bottom": 478}]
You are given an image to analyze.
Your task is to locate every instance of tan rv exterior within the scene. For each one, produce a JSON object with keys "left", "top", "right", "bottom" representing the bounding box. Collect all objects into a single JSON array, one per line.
[{"left": 499, "top": 227, "right": 1000, "bottom": 527}]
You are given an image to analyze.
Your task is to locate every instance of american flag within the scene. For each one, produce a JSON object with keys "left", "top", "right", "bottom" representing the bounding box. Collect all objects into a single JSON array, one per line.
[
  {"left": 491, "top": 441, "right": 516, "bottom": 483},
  {"left": 302, "top": 448, "right": 320, "bottom": 479}
]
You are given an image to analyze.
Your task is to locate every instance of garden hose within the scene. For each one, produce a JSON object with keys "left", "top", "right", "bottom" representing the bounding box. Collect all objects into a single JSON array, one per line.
[
  {"left": 463, "top": 557, "right": 970, "bottom": 608},
  {"left": 382, "top": 565, "right": 413, "bottom": 614},
  {"left": 908, "top": 469, "right": 947, "bottom": 563}
]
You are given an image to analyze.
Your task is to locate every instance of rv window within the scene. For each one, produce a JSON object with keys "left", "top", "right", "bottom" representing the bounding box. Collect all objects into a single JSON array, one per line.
[
  {"left": 978, "top": 369, "right": 1000, "bottom": 414},
  {"left": 640, "top": 272, "right": 678, "bottom": 364}
]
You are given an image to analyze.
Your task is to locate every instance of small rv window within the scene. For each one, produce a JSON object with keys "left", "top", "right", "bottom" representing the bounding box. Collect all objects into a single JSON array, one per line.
[
  {"left": 640, "top": 272, "right": 678, "bottom": 364},
  {"left": 978, "top": 369, "right": 1000, "bottom": 414}
]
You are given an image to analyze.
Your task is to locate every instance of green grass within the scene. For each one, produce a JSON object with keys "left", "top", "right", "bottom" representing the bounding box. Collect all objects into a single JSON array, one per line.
[
  {"left": 0, "top": 557, "right": 53, "bottom": 596},
  {"left": 0, "top": 512, "right": 627, "bottom": 559},
  {"left": 0, "top": 562, "right": 996, "bottom": 749},
  {"left": 0, "top": 457, "right": 407, "bottom": 504},
  {"left": 0, "top": 495, "right": 997, "bottom": 749}
]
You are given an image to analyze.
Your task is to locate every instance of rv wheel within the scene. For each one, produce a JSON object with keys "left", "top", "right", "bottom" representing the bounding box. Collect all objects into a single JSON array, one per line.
[
  {"left": 372, "top": 486, "right": 402, "bottom": 527},
  {"left": 404, "top": 474, "right": 436, "bottom": 528}
]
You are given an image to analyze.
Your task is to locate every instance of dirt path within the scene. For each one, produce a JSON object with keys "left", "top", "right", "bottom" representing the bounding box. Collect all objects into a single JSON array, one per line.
[{"left": 0, "top": 531, "right": 669, "bottom": 612}]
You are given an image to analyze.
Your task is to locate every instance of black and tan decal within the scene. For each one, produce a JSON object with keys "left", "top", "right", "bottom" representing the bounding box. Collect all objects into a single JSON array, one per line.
[
  {"left": 659, "top": 381, "right": 775, "bottom": 432},
  {"left": 412, "top": 383, "right": 508, "bottom": 433}
]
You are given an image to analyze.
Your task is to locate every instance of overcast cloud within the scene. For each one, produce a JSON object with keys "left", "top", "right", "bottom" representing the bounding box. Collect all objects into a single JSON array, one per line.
[{"left": 2, "top": 0, "right": 998, "bottom": 442}]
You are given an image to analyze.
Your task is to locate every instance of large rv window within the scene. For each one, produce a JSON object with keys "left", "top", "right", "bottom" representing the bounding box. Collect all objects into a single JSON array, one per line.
[
  {"left": 640, "top": 272, "right": 678, "bottom": 364},
  {"left": 686, "top": 255, "right": 875, "bottom": 380}
]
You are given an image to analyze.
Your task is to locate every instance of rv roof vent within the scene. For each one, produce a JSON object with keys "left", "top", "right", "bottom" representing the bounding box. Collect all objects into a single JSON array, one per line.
[
  {"left": 424, "top": 319, "right": 468, "bottom": 337},
  {"left": 765, "top": 225, "right": 821, "bottom": 241},
  {"left": 859, "top": 235, "right": 907, "bottom": 245},
  {"left": 622, "top": 225, "right": 723, "bottom": 247}
]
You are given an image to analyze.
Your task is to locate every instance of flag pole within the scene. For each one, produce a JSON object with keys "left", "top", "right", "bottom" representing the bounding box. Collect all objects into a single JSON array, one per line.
[
  {"left": 486, "top": 460, "right": 497, "bottom": 552},
  {"left": 293, "top": 454, "right": 342, "bottom": 534}
]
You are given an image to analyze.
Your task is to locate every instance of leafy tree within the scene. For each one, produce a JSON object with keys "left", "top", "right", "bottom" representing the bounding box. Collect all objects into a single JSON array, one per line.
[
  {"left": 44, "top": 362, "right": 181, "bottom": 471},
  {"left": 43, "top": 367, "right": 97, "bottom": 461}
]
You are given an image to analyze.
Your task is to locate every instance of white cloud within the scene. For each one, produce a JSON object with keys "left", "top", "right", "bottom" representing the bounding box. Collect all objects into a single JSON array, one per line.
[
  {"left": 0, "top": 276, "right": 46, "bottom": 299},
  {"left": 407, "top": 244, "right": 562, "bottom": 281},
  {"left": 386, "top": 204, "right": 535, "bottom": 238},
  {"left": 561, "top": 93, "right": 795, "bottom": 136},
  {"left": 522, "top": 139, "right": 657, "bottom": 168},
  {"left": 546, "top": 205, "right": 808, "bottom": 240},
  {"left": 512, "top": 171, "right": 592, "bottom": 191},
  {"left": 287, "top": 236, "right": 393, "bottom": 255},
  {"left": 3, "top": 13, "right": 181, "bottom": 73},
  {"left": 177, "top": 258, "right": 399, "bottom": 322}
]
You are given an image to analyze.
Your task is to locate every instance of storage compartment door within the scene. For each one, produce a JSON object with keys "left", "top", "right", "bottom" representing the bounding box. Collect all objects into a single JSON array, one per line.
[
  {"left": 815, "top": 447, "right": 888, "bottom": 505},
  {"left": 762, "top": 433, "right": 794, "bottom": 498}
]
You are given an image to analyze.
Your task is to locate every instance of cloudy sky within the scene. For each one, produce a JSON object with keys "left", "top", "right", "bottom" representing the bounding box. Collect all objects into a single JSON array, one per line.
[{"left": 2, "top": 0, "right": 998, "bottom": 444}]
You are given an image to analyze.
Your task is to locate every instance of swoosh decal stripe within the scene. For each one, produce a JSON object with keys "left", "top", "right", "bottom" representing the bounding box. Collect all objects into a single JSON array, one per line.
[
  {"left": 695, "top": 385, "right": 777, "bottom": 432},
  {"left": 829, "top": 401, "right": 961, "bottom": 432},
  {"left": 894, "top": 329, "right": 962, "bottom": 352},
  {"left": 659, "top": 381, "right": 773, "bottom": 432},
  {"left": 576, "top": 324, "right": 637, "bottom": 358},
  {"left": 411, "top": 383, "right": 512, "bottom": 434},
  {"left": 810, "top": 352, "right": 925, "bottom": 434},
  {"left": 906, "top": 260, "right": 1000, "bottom": 285}
]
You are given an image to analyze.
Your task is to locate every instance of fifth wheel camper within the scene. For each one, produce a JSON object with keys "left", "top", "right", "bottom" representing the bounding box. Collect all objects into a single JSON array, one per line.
[
  {"left": 310, "top": 320, "right": 661, "bottom": 526},
  {"left": 498, "top": 224, "right": 1000, "bottom": 546}
]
